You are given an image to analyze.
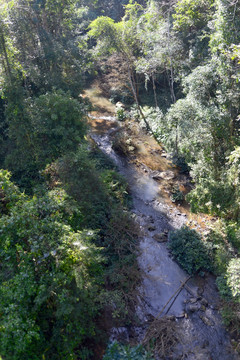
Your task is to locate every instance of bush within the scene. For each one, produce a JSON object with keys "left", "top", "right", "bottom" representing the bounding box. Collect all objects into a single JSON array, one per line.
[
  {"left": 170, "top": 185, "right": 185, "bottom": 203},
  {"left": 4, "top": 89, "right": 87, "bottom": 192},
  {"left": 168, "top": 226, "right": 213, "bottom": 275},
  {"left": 0, "top": 172, "right": 103, "bottom": 359},
  {"left": 103, "top": 342, "right": 153, "bottom": 360},
  {"left": 217, "top": 259, "right": 240, "bottom": 335},
  {"left": 217, "top": 258, "right": 240, "bottom": 302},
  {"left": 116, "top": 108, "right": 126, "bottom": 121}
]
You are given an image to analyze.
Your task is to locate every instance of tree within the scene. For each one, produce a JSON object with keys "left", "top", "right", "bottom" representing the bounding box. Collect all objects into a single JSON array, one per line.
[
  {"left": 0, "top": 170, "right": 103, "bottom": 359},
  {"left": 0, "top": 0, "right": 92, "bottom": 96},
  {"left": 3, "top": 89, "right": 87, "bottom": 190},
  {"left": 88, "top": 2, "right": 153, "bottom": 130}
]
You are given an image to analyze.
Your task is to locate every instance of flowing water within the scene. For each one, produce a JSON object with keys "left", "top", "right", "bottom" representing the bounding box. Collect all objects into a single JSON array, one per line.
[{"left": 89, "top": 113, "right": 239, "bottom": 360}]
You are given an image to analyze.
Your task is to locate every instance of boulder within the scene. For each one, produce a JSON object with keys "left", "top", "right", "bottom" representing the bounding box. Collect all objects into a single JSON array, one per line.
[
  {"left": 188, "top": 304, "right": 200, "bottom": 312},
  {"left": 151, "top": 170, "right": 175, "bottom": 181}
]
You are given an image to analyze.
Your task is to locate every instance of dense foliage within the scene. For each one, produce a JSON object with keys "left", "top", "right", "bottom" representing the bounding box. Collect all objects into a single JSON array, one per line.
[
  {"left": 168, "top": 226, "right": 212, "bottom": 275},
  {"left": 103, "top": 342, "right": 153, "bottom": 360},
  {"left": 0, "top": 1, "right": 141, "bottom": 359},
  {"left": 0, "top": 171, "right": 103, "bottom": 359},
  {"left": 0, "top": 0, "right": 240, "bottom": 358},
  {"left": 88, "top": 0, "right": 240, "bottom": 340}
]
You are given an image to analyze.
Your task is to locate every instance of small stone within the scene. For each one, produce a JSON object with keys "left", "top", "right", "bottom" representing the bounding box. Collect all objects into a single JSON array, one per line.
[
  {"left": 176, "top": 312, "right": 185, "bottom": 318},
  {"left": 190, "top": 298, "right": 198, "bottom": 304},
  {"left": 115, "top": 101, "right": 124, "bottom": 109},
  {"left": 153, "top": 233, "right": 168, "bottom": 242},
  {"left": 210, "top": 305, "right": 218, "bottom": 310},
  {"left": 128, "top": 146, "right": 135, "bottom": 152},
  {"left": 148, "top": 225, "right": 156, "bottom": 231},
  {"left": 200, "top": 298, "right": 208, "bottom": 307},
  {"left": 188, "top": 304, "right": 199, "bottom": 312},
  {"left": 200, "top": 315, "right": 214, "bottom": 326},
  {"left": 202, "top": 340, "right": 209, "bottom": 348},
  {"left": 197, "top": 287, "right": 204, "bottom": 296}
]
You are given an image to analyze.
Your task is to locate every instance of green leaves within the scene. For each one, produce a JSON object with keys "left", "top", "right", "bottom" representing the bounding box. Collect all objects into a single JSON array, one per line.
[
  {"left": 3, "top": 89, "right": 87, "bottom": 191},
  {"left": 0, "top": 172, "right": 103, "bottom": 359},
  {"left": 103, "top": 342, "right": 153, "bottom": 360},
  {"left": 169, "top": 226, "right": 213, "bottom": 275},
  {"left": 173, "top": 0, "right": 213, "bottom": 33}
]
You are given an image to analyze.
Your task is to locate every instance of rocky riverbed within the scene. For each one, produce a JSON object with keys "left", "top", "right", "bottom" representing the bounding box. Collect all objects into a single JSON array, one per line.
[{"left": 86, "top": 87, "right": 239, "bottom": 359}]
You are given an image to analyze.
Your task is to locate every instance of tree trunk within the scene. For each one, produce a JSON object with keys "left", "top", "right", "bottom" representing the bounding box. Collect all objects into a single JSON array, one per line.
[
  {"left": 175, "top": 123, "right": 179, "bottom": 156},
  {"left": 167, "top": 11, "right": 176, "bottom": 104},
  {"left": 126, "top": 61, "right": 152, "bottom": 133},
  {"left": 152, "top": 74, "right": 158, "bottom": 108},
  {"left": 0, "top": 30, "right": 12, "bottom": 82}
]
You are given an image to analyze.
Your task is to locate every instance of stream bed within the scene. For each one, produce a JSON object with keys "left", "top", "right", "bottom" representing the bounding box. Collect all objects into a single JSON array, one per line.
[{"left": 90, "top": 115, "right": 239, "bottom": 360}]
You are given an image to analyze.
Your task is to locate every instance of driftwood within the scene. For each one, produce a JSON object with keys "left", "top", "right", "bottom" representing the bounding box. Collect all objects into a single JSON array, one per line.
[
  {"left": 142, "top": 276, "right": 191, "bottom": 358},
  {"left": 151, "top": 275, "right": 192, "bottom": 322},
  {"left": 180, "top": 280, "right": 197, "bottom": 297}
]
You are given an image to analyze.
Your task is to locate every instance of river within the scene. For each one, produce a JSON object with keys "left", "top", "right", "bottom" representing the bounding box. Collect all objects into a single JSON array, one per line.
[{"left": 86, "top": 89, "right": 239, "bottom": 359}]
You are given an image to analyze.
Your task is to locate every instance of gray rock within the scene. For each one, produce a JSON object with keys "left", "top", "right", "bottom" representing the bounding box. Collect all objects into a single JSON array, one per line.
[
  {"left": 199, "top": 315, "right": 214, "bottom": 326},
  {"left": 188, "top": 304, "right": 200, "bottom": 312},
  {"left": 115, "top": 101, "right": 124, "bottom": 109},
  {"left": 189, "top": 297, "right": 198, "bottom": 304},
  {"left": 176, "top": 312, "right": 185, "bottom": 318},
  {"left": 152, "top": 170, "right": 175, "bottom": 181},
  {"left": 200, "top": 298, "right": 208, "bottom": 307}
]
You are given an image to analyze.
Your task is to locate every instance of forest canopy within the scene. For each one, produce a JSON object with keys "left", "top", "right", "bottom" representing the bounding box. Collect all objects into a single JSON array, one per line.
[{"left": 0, "top": 0, "right": 240, "bottom": 358}]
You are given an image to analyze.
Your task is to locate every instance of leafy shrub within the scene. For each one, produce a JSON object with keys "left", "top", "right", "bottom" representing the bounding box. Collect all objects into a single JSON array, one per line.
[
  {"left": 168, "top": 226, "right": 213, "bottom": 275},
  {"left": 170, "top": 185, "right": 185, "bottom": 203},
  {"left": 171, "top": 155, "right": 190, "bottom": 174},
  {"left": 217, "top": 258, "right": 240, "bottom": 302},
  {"left": 89, "top": 146, "right": 117, "bottom": 171},
  {"left": 116, "top": 108, "right": 126, "bottom": 121},
  {"left": 4, "top": 89, "right": 87, "bottom": 192},
  {"left": 0, "top": 172, "right": 103, "bottom": 360},
  {"left": 217, "top": 259, "right": 240, "bottom": 335},
  {"left": 187, "top": 180, "right": 233, "bottom": 217},
  {"left": 103, "top": 342, "right": 153, "bottom": 360},
  {"left": 100, "top": 169, "right": 130, "bottom": 207}
]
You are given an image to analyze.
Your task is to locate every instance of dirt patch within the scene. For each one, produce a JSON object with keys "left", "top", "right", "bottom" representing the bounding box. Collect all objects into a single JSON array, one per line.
[
  {"left": 83, "top": 84, "right": 116, "bottom": 114},
  {"left": 86, "top": 80, "right": 215, "bottom": 233},
  {"left": 89, "top": 117, "right": 119, "bottom": 133}
]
